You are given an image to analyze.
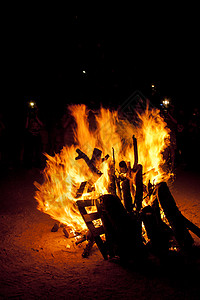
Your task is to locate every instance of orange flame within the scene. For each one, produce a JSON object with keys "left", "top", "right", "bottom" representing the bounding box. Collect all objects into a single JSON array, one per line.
[{"left": 35, "top": 104, "right": 172, "bottom": 231}]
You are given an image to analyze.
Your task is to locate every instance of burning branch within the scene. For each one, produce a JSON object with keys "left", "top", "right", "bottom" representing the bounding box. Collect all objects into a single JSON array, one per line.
[
  {"left": 75, "top": 148, "right": 103, "bottom": 176},
  {"left": 75, "top": 148, "right": 110, "bottom": 198}
]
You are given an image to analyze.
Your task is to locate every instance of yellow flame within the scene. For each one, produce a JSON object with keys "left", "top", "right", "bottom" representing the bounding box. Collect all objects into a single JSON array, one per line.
[{"left": 35, "top": 104, "right": 171, "bottom": 231}]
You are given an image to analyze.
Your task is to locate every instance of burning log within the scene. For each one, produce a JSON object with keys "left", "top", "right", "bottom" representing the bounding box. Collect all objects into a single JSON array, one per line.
[
  {"left": 127, "top": 161, "right": 136, "bottom": 205},
  {"left": 75, "top": 181, "right": 87, "bottom": 198},
  {"left": 76, "top": 199, "right": 108, "bottom": 259},
  {"left": 91, "top": 148, "right": 109, "bottom": 166},
  {"left": 75, "top": 148, "right": 109, "bottom": 198},
  {"left": 90, "top": 148, "right": 102, "bottom": 166},
  {"left": 75, "top": 148, "right": 109, "bottom": 176},
  {"left": 121, "top": 178, "right": 133, "bottom": 213},
  {"left": 108, "top": 162, "right": 116, "bottom": 195},
  {"left": 119, "top": 161, "right": 128, "bottom": 173},
  {"left": 96, "top": 194, "right": 144, "bottom": 260},
  {"left": 108, "top": 148, "right": 116, "bottom": 195},
  {"left": 75, "top": 235, "right": 87, "bottom": 245},
  {"left": 118, "top": 161, "right": 133, "bottom": 213},
  {"left": 132, "top": 135, "right": 138, "bottom": 171},
  {"left": 141, "top": 203, "right": 172, "bottom": 255},
  {"left": 131, "top": 135, "right": 143, "bottom": 212},
  {"left": 157, "top": 182, "right": 194, "bottom": 249},
  {"left": 134, "top": 164, "right": 143, "bottom": 212},
  {"left": 116, "top": 177, "right": 122, "bottom": 201},
  {"left": 96, "top": 194, "right": 131, "bottom": 259},
  {"left": 75, "top": 148, "right": 103, "bottom": 176}
]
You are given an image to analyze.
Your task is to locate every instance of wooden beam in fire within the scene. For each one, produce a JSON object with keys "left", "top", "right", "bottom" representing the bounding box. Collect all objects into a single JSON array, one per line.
[
  {"left": 75, "top": 148, "right": 109, "bottom": 198},
  {"left": 157, "top": 182, "right": 194, "bottom": 249},
  {"left": 76, "top": 199, "right": 108, "bottom": 259}
]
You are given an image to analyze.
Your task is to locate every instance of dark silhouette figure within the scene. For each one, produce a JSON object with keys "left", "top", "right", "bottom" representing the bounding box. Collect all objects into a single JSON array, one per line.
[
  {"left": 164, "top": 105, "right": 178, "bottom": 171},
  {"left": 176, "top": 108, "right": 188, "bottom": 166},
  {"left": 24, "top": 106, "right": 44, "bottom": 168}
]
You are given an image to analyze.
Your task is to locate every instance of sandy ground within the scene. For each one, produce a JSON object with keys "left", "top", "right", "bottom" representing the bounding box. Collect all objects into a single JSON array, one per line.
[{"left": 0, "top": 166, "right": 200, "bottom": 299}]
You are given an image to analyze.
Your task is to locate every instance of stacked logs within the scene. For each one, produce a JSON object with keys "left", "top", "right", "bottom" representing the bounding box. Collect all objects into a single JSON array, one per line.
[{"left": 55, "top": 136, "right": 200, "bottom": 260}]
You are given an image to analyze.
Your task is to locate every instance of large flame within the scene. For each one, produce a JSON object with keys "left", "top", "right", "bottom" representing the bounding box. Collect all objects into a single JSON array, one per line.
[{"left": 35, "top": 104, "right": 171, "bottom": 231}]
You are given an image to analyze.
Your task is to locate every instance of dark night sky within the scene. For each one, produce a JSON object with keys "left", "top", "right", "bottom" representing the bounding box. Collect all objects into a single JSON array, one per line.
[{"left": 2, "top": 6, "right": 200, "bottom": 122}]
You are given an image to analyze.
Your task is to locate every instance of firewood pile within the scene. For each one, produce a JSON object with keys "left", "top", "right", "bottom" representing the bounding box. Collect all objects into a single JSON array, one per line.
[{"left": 52, "top": 136, "right": 200, "bottom": 261}]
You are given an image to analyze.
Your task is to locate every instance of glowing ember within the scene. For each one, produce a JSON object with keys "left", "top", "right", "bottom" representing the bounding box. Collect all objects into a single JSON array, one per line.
[{"left": 35, "top": 104, "right": 172, "bottom": 232}]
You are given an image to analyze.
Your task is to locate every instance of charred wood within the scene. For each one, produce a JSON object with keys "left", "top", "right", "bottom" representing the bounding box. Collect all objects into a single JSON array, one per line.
[
  {"left": 102, "top": 154, "right": 110, "bottom": 162},
  {"left": 134, "top": 164, "right": 143, "bottom": 212},
  {"left": 119, "top": 161, "right": 128, "bottom": 173},
  {"left": 141, "top": 205, "right": 171, "bottom": 255},
  {"left": 148, "top": 180, "right": 154, "bottom": 197},
  {"left": 75, "top": 181, "right": 87, "bottom": 198},
  {"left": 182, "top": 215, "right": 200, "bottom": 239},
  {"left": 63, "top": 227, "right": 70, "bottom": 238},
  {"left": 90, "top": 148, "right": 102, "bottom": 167},
  {"left": 76, "top": 199, "right": 108, "bottom": 259},
  {"left": 157, "top": 182, "right": 194, "bottom": 249},
  {"left": 51, "top": 222, "right": 60, "bottom": 232},
  {"left": 75, "top": 148, "right": 103, "bottom": 176},
  {"left": 75, "top": 148, "right": 110, "bottom": 198},
  {"left": 116, "top": 178, "right": 122, "bottom": 200},
  {"left": 107, "top": 147, "right": 116, "bottom": 195},
  {"left": 108, "top": 162, "right": 116, "bottom": 195},
  {"left": 121, "top": 178, "right": 133, "bottom": 213},
  {"left": 132, "top": 135, "right": 138, "bottom": 171},
  {"left": 96, "top": 194, "right": 143, "bottom": 260},
  {"left": 127, "top": 161, "right": 136, "bottom": 207}
]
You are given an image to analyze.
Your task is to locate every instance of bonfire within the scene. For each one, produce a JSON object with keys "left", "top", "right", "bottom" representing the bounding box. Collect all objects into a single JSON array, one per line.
[{"left": 34, "top": 104, "right": 200, "bottom": 260}]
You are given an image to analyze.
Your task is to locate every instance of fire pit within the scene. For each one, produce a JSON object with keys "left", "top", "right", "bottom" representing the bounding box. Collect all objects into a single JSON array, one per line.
[{"left": 34, "top": 104, "right": 200, "bottom": 261}]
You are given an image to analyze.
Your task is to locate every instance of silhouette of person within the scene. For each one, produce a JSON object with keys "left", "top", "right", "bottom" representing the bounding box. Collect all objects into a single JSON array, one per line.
[{"left": 23, "top": 103, "right": 44, "bottom": 168}]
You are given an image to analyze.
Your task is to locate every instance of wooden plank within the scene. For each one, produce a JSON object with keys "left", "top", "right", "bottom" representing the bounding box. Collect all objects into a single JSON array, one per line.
[
  {"left": 132, "top": 135, "right": 138, "bottom": 170},
  {"left": 157, "top": 182, "right": 194, "bottom": 249},
  {"left": 83, "top": 212, "right": 100, "bottom": 223},
  {"left": 95, "top": 236, "right": 108, "bottom": 260},
  {"left": 86, "top": 223, "right": 105, "bottom": 237},
  {"left": 134, "top": 164, "right": 143, "bottom": 212},
  {"left": 77, "top": 206, "right": 87, "bottom": 216},
  {"left": 93, "top": 226, "right": 105, "bottom": 237},
  {"left": 76, "top": 199, "right": 108, "bottom": 260},
  {"left": 182, "top": 215, "right": 200, "bottom": 239},
  {"left": 76, "top": 199, "right": 95, "bottom": 207}
]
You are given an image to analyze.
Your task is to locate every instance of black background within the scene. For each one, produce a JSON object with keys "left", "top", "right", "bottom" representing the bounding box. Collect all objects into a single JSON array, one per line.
[{"left": 1, "top": 5, "right": 200, "bottom": 122}]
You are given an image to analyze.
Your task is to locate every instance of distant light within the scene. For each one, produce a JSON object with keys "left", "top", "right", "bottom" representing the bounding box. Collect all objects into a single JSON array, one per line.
[
  {"left": 29, "top": 101, "right": 35, "bottom": 107},
  {"left": 151, "top": 84, "right": 155, "bottom": 88},
  {"left": 82, "top": 70, "right": 86, "bottom": 74},
  {"left": 162, "top": 98, "right": 170, "bottom": 107}
]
